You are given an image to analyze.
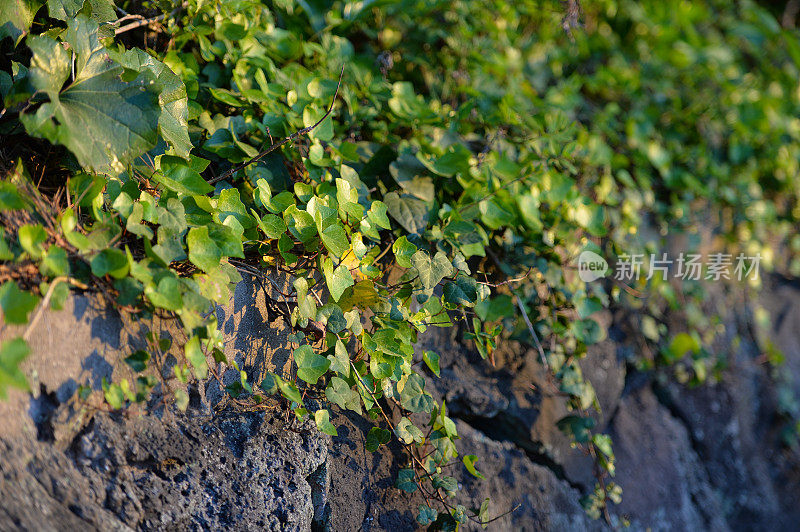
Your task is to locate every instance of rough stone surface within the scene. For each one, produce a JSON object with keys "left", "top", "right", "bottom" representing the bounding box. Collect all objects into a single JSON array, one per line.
[
  {"left": 0, "top": 410, "right": 328, "bottom": 531},
  {"left": 2, "top": 274, "right": 800, "bottom": 530}
]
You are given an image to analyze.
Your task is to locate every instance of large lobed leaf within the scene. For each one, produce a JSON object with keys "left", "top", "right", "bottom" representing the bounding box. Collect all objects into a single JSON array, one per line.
[{"left": 20, "top": 16, "right": 189, "bottom": 174}]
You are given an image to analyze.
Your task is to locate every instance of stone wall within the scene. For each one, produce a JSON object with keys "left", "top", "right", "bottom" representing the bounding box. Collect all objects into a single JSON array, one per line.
[{"left": 1, "top": 273, "right": 799, "bottom": 530}]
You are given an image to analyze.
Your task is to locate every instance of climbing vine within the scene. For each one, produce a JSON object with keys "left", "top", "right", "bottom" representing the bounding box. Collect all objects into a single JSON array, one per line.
[{"left": 2, "top": 0, "right": 800, "bottom": 528}]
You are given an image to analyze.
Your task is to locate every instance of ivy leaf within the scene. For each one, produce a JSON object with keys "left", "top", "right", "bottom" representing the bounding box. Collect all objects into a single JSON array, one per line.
[
  {"left": 284, "top": 206, "right": 317, "bottom": 242},
  {"left": 0, "top": 0, "right": 43, "bottom": 44},
  {"left": 418, "top": 143, "right": 472, "bottom": 177},
  {"left": 443, "top": 275, "right": 478, "bottom": 307},
  {"left": 187, "top": 226, "right": 222, "bottom": 273},
  {"left": 294, "top": 345, "right": 330, "bottom": 385},
  {"left": 325, "top": 376, "right": 361, "bottom": 413},
  {"left": 328, "top": 339, "right": 350, "bottom": 376},
  {"left": 392, "top": 236, "right": 417, "bottom": 268},
  {"left": 395, "top": 417, "right": 424, "bottom": 444},
  {"left": 556, "top": 415, "right": 596, "bottom": 444},
  {"left": 323, "top": 258, "right": 354, "bottom": 302},
  {"left": 423, "top": 350, "right": 440, "bottom": 377},
  {"left": 365, "top": 426, "right": 391, "bottom": 452},
  {"left": 18, "top": 224, "right": 47, "bottom": 258},
  {"left": 20, "top": 17, "right": 161, "bottom": 174},
  {"left": 113, "top": 48, "right": 192, "bottom": 159},
  {"left": 91, "top": 248, "right": 129, "bottom": 279},
  {"left": 411, "top": 250, "right": 454, "bottom": 290},
  {"left": 102, "top": 377, "right": 125, "bottom": 409},
  {"left": 314, "top": 409, "right": 338, "bottom": 436},
  {"left": 47, "top": 0, "right": 114, "bottom": 23},
  {"left": 320, "top": 222, "right": 349, "bottom": 258},
  {"left": 144, "top": 275, "right": 182, "bottom": 311},
  {"left": 253, "top": 211, "right": 287, "bottom": 239},
  {"left": 154, "top": 155, "right": 212, "bottom": 195},
  {"left": 174, "top": 388, "right": 189, "bottom": 411},
  {"left": 0, "top": 338, "right": 30, "bottom": 399},
  {"left": 184, "top": 335, "right": 208, "bottom": 379},
  {"left": 40, "top": 246, "right": 69, "bottom": 277},
  {"left": 395, "top": 468, "right": 418, "bottom": 492},
  {"left": 417, "top": 505, "right": 438, "bottom": 526},
  {"left": 399, "top": 373, "right": 434, "bottom": 413},
  {"left": 463, "top": 455, "right": 486, "bottom": 479},
  {"left": 273, "top": 374, "right": 303, "bottom": 405},
  {"left": 479, "top": 198, "right": 515, "bottom": 229},
  {"left": 367, "top": 200, "right": 391, "bottom": 230},
  {"left": 452, "top": 504, "right": 468, "bottom": 524},
  {"left": 478, "top": 498, "right": 490, "bottom": 527},
  {"left": 124, "top": 350, "right": 150, "bottom": 372},
  {"left": 571, "top": 317, "right": 605, "bottom": 345},
  {"left": 0, "top": 182, "right": 25, "bottom": 210},
  {"left": 208, "top": 224, "right": 244, "bottom": 258},
  {"left": 384, "top": 192, "right": 429, "bottom": 235},
  {"left": 432, "top": 474, "right": 459, "bottom": 497}
]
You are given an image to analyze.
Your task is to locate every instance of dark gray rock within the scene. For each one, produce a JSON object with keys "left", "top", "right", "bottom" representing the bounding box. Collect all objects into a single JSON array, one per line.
[
  {"left": 0, "top": 409, "right": 328, "bottom": 531},
  {"left": 609, "top": 385, "right": 729, "bottom": 531}
]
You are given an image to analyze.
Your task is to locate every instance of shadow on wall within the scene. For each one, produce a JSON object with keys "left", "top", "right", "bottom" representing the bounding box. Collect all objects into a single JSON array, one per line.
[{"left": 0, "top": 273, "right": 295, "bottom": 444}]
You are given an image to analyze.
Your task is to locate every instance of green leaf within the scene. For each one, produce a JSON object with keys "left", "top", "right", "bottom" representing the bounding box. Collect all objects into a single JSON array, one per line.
[
  {"left": 124, "top": 350, "right": 150, "bottom": 372},
  {"left": 399, "top": 374, "right": 434, "bottom": 413},
  {"left": 144, "top": 275, "right": 182, "bottom": 310},
  {"left": 208, "top": 224, "right": 244, "bottom": 258},
  {"left": 40, "top": 246, "right": 69, "bottom": 277},
  {"left": 18, "top": 224, "right": 47, "bottom": 258},
  {"left": 254, "top": 211, "right": 287, "bottom": 239},
  {"left": 91, "top": 248, "right": 129, "bottom": 279},
  {"left": 187, "top": 226, "right": 222, "bottom": 273},
  {"left": 273, "top": 374, "right": 303, "bottom": 404},
  {"left": 384, "top": 192, "right": 429, "bottom": 235},
  {"left": 417, "top": 505, "right": 438, "bottom": 526},
  {"left": 174, "top": 388, "right": 189, "bottom": 411},
  {"left": 294, "top": 345, "right": 330, "bottom": 385},
  {"left": 423, "top": 350, "right": 440, "bottom": 377},
  {"left": 556, "top": 415, "right": 596, "bottom": 444},
  {"left": 479, "top": 198, "right": 515, "bottom": 230},
  {"left": 443, "top": 276, "right": 478, "bottom": 307},
  {"left": 325, "top": 376, "right": 361, "bottom": 413},
  {"left": 185, "top": 335, "right": 208, "bottom": 379},
  {"left": 320, "top": 222, "right": 349, "bottom": 258},
  {"left": 323, "top": 258, "right": 354, "bottom": 302},
  {"left": 411, "top": 250, "right": 454, "bottom": 290},
  {"left": 155, "top": 155, "right": 212, "bottom": 195},
  {"left": 419, "top": 144, "right": 472, "bottom": 177},
  {"left": 0, "top": 338, "right": 30, "bottom": 399},
  {"left": 463, "top": 455, "right": 485, "bottom": 479},
  {"left": 329, "top": 339, "right": 351, "bottom": 376},
  {"left": 314, "top": 409, "right": 338, "bottom": 436},
  {"left": 20, "top": 17, "right": 161, "bottom": 174},
  {"left": 395, "top": 417, "right": 424, "bottom": 444},
  {"left": 0, "top": 282, "right": 40, "bottom": 324},
  {"left": 366, "top": 426, "right": 391, "bottom": 451},
  {"left": 367, "top": 200, "right": 391, "bottom": 230},
  {"left": 571, "top": 317, "right": 605, "bottom": 345},
  {"left": 395, "top": 468, "right": 418, "bottom": 492},
  {"left": 0, "top": 182, "right": 25, "bottom": 210},
  {"left": 0, "top": 0, "right": 43, "bottom": 43},
  {"left": 392, "top": 236, "right": 417, "bottom": 268},
  {"left": 284, "top": 206, "right": 317, "bottom": 242},
  {"left": 113, "top": 48, "right": 192, "bottom": 159},
  {"left": 102, "top": 378, "right": 125, "bottom": 409}
]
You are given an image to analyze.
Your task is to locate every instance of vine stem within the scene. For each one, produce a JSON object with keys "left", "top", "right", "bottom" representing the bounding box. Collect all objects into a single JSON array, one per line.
[
  {"left": 208, "top": 65, "right": 346, "bottom": 185},
  {"left": 114, "top": 2, "right": 188, "bottom": 35},
  {"left": 23, "top": 276, "right": 88, "bottom": 342}
]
